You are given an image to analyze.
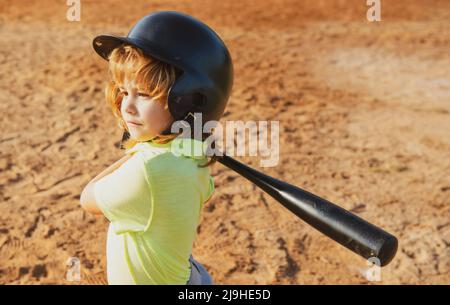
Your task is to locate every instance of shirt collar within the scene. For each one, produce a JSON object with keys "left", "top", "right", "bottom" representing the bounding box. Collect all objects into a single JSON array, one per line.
[
  {"left": 168, "top": 137, "right": 208, "bottom": 160},
  {"left": 126, "top": 137, "right": 208, "bottom": 160}
]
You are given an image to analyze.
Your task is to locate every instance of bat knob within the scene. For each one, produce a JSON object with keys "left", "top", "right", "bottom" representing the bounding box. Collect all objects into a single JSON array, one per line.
[{"left": 377, "top": 235, "right": 398, "bottom": 267}]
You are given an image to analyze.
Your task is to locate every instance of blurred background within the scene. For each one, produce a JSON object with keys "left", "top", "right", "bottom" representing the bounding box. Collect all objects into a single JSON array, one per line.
[{"left": 0, "top": 0, "right": 448, "bottom": 284}]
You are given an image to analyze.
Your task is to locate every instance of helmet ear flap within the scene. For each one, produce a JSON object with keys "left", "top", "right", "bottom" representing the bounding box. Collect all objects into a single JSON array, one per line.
[
  {"left": 169, "top": 92, "right": 205, "bottom": 120},
  {"left": 192, "top": 93, "right": 207, "bottom": 108},
  {"left": 168, "top": 71, "right": 207, "bottom": 120},
  {"left": 159, "top": 92, "right": 205, "bottom": 137}
]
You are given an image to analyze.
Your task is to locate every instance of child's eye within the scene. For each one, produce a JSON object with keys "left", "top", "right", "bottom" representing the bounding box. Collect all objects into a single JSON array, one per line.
[
  {"left": 121, "top": 91, "right": 128, "bottom": 96},
  {"left": 138, "top": 92, "right": 150, "bottom": 98}
]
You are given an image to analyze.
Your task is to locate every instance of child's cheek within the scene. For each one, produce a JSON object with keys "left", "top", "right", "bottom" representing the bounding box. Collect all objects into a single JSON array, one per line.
[{"left": 142, "top": 103, "right": 169, "bottom": 130}]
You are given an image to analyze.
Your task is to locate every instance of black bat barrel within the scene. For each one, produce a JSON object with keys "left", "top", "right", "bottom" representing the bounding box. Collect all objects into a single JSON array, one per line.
[{"left": 218, "top": 154, "right": 398, "bottom": 266}]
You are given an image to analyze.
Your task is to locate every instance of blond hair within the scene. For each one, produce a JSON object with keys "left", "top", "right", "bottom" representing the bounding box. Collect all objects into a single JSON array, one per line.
[
  {"left": 104, "top": 44, "right": 217, "bottom": 167},
  {"left": 105, "top": 44, "right": 181, "bottom": 150}
]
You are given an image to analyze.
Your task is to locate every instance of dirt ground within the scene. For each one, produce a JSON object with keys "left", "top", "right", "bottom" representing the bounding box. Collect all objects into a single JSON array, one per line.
[{"left": 0, "top": 0, "right": 449, "bottom": 284}]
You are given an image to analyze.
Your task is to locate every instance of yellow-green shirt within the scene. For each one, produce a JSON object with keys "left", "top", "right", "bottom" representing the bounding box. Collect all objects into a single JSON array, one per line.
[{"left": 94, "top": 138, "right": 214, "bottom": 284}]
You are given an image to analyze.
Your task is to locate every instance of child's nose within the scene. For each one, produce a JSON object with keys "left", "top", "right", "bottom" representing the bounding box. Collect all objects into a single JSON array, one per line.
[{"left": 124, "top": 96, "right": 138, "bottom": 114}]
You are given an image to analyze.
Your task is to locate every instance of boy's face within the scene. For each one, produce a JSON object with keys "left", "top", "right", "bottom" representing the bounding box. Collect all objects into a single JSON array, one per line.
[{"left": 120, "top": 78, "right": 174, "bottom": 142}]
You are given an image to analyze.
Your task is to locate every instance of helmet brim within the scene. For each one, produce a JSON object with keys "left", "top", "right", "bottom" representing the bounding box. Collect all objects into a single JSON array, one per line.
[{"left": 92, "top": 34, "right": 181, "bottom": 70}]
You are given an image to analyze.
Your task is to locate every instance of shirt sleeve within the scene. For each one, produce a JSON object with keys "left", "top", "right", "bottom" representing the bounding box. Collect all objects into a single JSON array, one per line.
[
  {"left": 93, "top": 152, "right": 154, "bottom": 235},
  {"left": 203, "top": 176, "right": 215, "bottom": 206}
]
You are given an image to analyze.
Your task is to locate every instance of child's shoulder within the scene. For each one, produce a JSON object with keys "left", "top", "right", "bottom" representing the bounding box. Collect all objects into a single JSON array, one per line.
[
  {"left": 135, "top": 139, "right": 207, "bottom": 160},
  {"left": 132, "top": 139, "right": 209, "bottom": 174}
]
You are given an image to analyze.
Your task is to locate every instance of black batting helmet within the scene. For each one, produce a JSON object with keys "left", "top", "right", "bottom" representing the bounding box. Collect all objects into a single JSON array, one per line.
[{"left": 92, "top": 10, "right": 233, "bottom": 141}]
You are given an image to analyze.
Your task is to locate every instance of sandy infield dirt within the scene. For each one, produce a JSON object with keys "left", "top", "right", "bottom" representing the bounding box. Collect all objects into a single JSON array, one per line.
[{"left": 0, "top": 0, "right": 449, "bottom": 284}]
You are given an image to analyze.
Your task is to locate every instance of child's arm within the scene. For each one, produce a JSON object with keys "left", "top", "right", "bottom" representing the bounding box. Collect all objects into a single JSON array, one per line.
[
  {"left": 80, "top": 153, "right": 133, "bottom": 215},
  {"left": 90, "top": 153, "right": 133, "bottom": 184}
]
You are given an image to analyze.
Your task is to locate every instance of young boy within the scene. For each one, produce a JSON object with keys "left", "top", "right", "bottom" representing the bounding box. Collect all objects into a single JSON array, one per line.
[{"left": 80, "top": 11, "right": 233, "bottom": 285}]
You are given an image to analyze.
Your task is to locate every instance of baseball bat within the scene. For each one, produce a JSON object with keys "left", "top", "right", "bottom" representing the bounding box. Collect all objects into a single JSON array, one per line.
[
  {"left": 119, "top": 131, "right": 398, "bottom": 266},
  {"left": 216, "top": 153, "right": 398, "bottom": 267}
]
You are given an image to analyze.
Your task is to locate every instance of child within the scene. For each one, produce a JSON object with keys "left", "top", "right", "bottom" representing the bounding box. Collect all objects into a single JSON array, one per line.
[{"left": 80, "top": 11, "right": 233, "bottom": 285}]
